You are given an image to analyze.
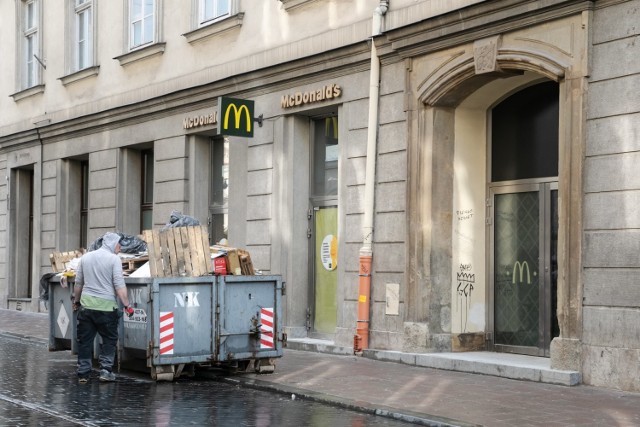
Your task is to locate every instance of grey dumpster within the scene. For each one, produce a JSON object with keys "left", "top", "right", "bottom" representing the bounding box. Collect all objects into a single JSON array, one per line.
[
  {"left": 48, "top": 276, "right": 78, "bottom": 353},
  {"left": 120, "top": 275, "right": 284, "bottom": 381},
  {"left": 48, "top": 274, "right": 284, "bottom": 381}
]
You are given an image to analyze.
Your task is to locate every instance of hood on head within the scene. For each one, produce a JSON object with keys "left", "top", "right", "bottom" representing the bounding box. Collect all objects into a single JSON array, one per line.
[{"left": 102, "top": 232, "right": 121, "bottom": 253}]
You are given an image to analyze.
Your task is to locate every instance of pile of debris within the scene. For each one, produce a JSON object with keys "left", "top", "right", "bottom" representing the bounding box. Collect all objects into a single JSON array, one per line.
[{"left": 48, "top": 213, "right": 255, "bottom": 280}]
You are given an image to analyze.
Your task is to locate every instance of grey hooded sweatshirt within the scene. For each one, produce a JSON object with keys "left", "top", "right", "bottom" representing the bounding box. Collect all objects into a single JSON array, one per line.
[{"left": 76, "top": 232, "right": 126, "bottom": 306}]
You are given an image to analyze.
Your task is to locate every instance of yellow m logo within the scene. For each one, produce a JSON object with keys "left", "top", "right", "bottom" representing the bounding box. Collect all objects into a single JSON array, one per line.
[
  {"left": 512, "top": 261, "right": 531, "bottom": 285},
  {"left": 224, "top": 104, "right": 251, "bottom": 133}
]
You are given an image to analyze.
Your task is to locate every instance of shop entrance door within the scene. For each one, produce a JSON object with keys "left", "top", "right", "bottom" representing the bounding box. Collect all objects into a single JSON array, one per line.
[
  {"left": 312, "top": 205, "right": 338, "bottom": 336},
  {"left": 490, "top": 182, "right": 558, "bottom": 356}
]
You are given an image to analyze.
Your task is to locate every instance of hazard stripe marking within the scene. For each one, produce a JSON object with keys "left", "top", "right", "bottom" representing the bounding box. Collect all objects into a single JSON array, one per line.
[
  {"left": 159, "top": 312, "right": 174, "bottom": 355},
  {"left": 260, "top": 308, "right": 275, "bottom": 349}
]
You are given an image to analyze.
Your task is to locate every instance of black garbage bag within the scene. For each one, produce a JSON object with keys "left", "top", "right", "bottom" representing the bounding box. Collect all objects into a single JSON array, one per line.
[
  {"left": 161, "top": 210, "right": 200, "bottom": 230},
  {"left": 88, "top": 232, "right": 148, "bottom": 254}
]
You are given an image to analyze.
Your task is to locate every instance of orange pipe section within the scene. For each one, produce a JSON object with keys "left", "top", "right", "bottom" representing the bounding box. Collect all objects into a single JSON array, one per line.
[{"left": 355, "top": 254, "right": 372, "bottom": 352}]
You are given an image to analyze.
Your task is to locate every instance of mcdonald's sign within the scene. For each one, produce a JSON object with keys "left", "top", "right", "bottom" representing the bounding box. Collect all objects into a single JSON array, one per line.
[
  {"left": 218, "top": 96, "right": 255, "bottom": 137},
  {"left": 512, "top": 260, "right": 532, "bottom": 285}
]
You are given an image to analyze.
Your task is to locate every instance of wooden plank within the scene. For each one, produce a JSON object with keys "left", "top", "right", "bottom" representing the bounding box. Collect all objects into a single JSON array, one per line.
[
  {"left": 180, "top": 227, "right": 193, "bottom": 277},
  {"left": 187, "top": 227, "right": 201, "bottom": 277},
  {"left": 152, "top": 229, "right": 164, "bottom": 277},
  {"left": 159, "top": 229, "right": 171, "bottom": 277},
  {"left": 166, "top": 229, "right": 180, "bottom": 276},
  {"left": 173, "top": 228, "right": 186, "bottom": 276},
  {"left": 143, "top": 230, "right": 158, "bottom": 276},
  {"left": 191, "top": 226, "right": 207, "bottom": 276},
  {"left": 199, "top": 225, "right": 211, "bottom": 274}
]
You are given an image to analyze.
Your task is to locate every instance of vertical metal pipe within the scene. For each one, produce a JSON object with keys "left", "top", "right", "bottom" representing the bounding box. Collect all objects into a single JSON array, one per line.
[{"left": 355, "top": 1, "right": 388, "bottom": 353}]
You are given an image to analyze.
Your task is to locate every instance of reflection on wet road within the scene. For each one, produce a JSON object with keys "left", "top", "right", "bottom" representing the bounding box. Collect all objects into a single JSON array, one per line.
[{"left": 0, "top": 335, "right": 412, "bottom": 426}]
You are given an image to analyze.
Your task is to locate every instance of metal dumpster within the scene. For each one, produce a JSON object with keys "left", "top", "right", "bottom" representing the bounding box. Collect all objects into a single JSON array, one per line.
[
  {"left": 47, "top": 276, "right": 78, "bottom": 353},
  {"left": 48, "top": 274, "right": 284, "bottom": 381},
  {"left": 120, "top": 275, "right": 284, "bottom": 381}
]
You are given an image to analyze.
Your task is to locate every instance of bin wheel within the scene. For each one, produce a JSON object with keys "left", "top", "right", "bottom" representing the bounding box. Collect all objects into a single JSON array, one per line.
[
  {"left": 151, "top": 365, "right": 175, "bottom": 381},
  {"left": 254, "top": 358, "right": 276, "bottom": 374}
]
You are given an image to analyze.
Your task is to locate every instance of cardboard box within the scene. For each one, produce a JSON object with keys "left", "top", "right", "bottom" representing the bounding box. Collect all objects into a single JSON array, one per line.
[
  {"left": 212, "top": 256, "right": 228, "bottom": 275},
  {"left": 211, "top": 246, "right": 242, "bottom": 275}
]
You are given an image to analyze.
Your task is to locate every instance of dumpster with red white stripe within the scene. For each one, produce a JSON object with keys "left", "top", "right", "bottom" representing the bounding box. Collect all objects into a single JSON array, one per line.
[{"left": 120, "top": 275, "right": 284, "bottom": 381}]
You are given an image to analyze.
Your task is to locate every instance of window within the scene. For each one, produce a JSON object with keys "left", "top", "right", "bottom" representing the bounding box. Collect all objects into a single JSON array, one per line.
[
  {"left": 130, "top": 0, "right": 156, "bottom": 48},
  {"left": 312, "top": 116, "right": 339, "bottom": 198},
  {"left": 141, "top": 150, "right": 154, "bottom": 231},
  {"left": 80, "top": 161, "right": 89, "bottom": 247},
  {"left": 75, "top": 0, "right": 93, "bottom": 70},
  {"left": 20, "top": 0, "right": 42, "bottom": 89},
  {"left": 199, "top": 0, "right": 229, "bottom": 26},
  {"left": 209, "top": 138, "right": 229, "bottom": 244},
  {"left": 184, "top": 0, "right": 240, "bottom": 44}
]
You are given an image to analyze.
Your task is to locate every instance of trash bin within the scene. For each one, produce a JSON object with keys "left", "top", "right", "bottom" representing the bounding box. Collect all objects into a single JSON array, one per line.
[
  {"left": 120, "top": 274, "right": 284, "bottom": 381},
  {"left": 48, "top": 276, "right": 78, "bottom": 353},
  {"left": 49, "top": 273, "right": 284, "bottom": 381}
]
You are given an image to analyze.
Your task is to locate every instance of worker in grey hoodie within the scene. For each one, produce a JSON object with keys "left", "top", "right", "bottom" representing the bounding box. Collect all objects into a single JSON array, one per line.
[{"left": 73, "top": 232, "right": 134, "bottom": 383}]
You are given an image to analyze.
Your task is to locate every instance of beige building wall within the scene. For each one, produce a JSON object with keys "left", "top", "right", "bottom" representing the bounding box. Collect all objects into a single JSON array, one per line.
[{"left": 3, "top": 0, "right": 640, "bottom": 393}]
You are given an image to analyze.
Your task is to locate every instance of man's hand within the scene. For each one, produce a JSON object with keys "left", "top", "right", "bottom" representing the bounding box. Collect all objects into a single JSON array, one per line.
[
  {"left": 124, "top": 306, "right": 135, "bottom": 318},
  {"left": 71, "top": 296, "right": 81, "bottom": 312}
]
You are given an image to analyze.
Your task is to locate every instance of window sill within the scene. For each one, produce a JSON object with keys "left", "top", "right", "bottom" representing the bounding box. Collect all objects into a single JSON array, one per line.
[
  {"left": 59, "top": 66, "right": 100, "bottom": 86},
  {"left": 10, "top": 85, "right": 45, "bottom": 102},
  {"left": 183, "top": 12, "right": 244, "bottom": 44},
  {"left": 114, "top": 42, "right": 166, "bottom": 66},
  {"left": 278, "top": 0, "right": 319, "bottom": 11}
]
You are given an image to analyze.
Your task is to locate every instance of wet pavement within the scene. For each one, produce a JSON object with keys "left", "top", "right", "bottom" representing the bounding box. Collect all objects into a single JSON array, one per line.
[
  {"left": 2, "top": 308, "right": 640, "bottom": 426},
  {"left": 0, "top": 334, "right": 411, "bottom": 426}
]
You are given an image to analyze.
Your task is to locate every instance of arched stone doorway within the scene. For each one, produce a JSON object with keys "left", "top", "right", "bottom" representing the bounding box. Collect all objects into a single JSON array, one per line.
[{"left": 406, "top": 26, "right": 586, "bottom": 371}]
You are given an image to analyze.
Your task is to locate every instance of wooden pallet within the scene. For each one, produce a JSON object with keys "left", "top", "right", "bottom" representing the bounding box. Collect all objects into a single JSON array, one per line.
[
  {"left": 238, "top": 249, "right": 255, "bottom": 275},
  {"left": 143, "top": 226, "right": 211, "bottom": 277},
  {"left": 121, "top": 256, "right": 150, "bottom": 275},
  {"left": 49, "top": 250, "right": 84, "bottom": 273}
]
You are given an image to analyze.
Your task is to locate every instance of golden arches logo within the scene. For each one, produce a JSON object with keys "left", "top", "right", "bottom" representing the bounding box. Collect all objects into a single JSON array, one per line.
[
  {"left": 218, "top": 96, "right": 254, "bottom": 137},
  {"left": 223, "top": 103, "right": 251, "bottom": 133},
  {"left": 512, "top": 261, "right": 531, "bottom": 285}
]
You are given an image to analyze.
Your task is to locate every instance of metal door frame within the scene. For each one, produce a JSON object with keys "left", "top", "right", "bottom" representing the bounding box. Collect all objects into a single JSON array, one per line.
[{"left": 488, "top": 178, "right": 557, "bottom": 356}]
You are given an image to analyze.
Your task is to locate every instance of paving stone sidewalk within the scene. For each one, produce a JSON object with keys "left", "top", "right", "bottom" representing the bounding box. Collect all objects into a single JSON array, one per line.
[{"left": 2, "top": 308, "right": 639, "bottom": 426}]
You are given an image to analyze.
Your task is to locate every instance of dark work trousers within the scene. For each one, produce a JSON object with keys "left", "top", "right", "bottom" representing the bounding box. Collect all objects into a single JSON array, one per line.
[{"left": 76, "top": 308, "right": 119, "bottom": 378}]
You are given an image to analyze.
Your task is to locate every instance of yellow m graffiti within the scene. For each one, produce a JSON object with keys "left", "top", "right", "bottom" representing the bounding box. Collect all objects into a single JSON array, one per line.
[
  {"left": 512, "top": 260, "right": 531, "bottom": 285},
  {"left": 224, "top": 104, "right": 251, "bottom": 133}
]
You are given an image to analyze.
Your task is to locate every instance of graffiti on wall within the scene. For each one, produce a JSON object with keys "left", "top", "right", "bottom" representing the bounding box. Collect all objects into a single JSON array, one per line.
[{"left": 456, "top": 263, "right": 475, "bottom": 333}]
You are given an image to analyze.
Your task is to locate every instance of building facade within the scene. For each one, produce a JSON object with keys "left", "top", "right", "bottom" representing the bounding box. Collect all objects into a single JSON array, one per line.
[{"left": 1, "top": 0, "right": 639, "bottom": 392}]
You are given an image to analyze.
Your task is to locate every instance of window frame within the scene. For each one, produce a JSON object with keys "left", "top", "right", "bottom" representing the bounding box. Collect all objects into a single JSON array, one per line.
[
  {"left": 208, "top": 137, "right": 229, "bottom": 245},
  {"left": 198, "top": 0, "right": 230, "bottom": 27},
  {"left": 74, "top": 0, "right": 94, "bottom": 71},
  {"left": 140, "top": 149, "right": 154, "bottom": 232},
  {"left": 127, "top": 0, "right": 162, "bottom": 50},
  {"left": 17, "top": 0, "right": 43, "bottom": 91}
]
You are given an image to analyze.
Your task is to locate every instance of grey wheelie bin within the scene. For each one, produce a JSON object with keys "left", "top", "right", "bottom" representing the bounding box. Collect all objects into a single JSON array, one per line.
[
  {"left": 47, "top": 275, "right": 78, "bottom": 353},
  {"left": 119, "top": 274, "right": 284, "bottom": 381}
]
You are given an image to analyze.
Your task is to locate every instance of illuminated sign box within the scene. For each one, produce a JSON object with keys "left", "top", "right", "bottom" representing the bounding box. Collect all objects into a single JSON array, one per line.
[{"left": 218, "top": 96, "right": 255, "bottom": 138}]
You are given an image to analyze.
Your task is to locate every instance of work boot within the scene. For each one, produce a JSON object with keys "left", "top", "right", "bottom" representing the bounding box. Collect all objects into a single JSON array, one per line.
[{"left": 99, "top": 369, "right": 116, "bottom": 382}]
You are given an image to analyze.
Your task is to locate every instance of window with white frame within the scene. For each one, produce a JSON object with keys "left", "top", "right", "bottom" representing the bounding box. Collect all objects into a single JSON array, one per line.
[
  {"left": 22, "top": 0, "right": 41, "bottom": 89},
  {"left": 199, "top": 0, "right": 230, "bottom": 26},
  {"left": 130, "top": 0, "right": 156, "bottom": 48},
  {"left": 75, "top": 0, "right": 93, "bottom": 70}
]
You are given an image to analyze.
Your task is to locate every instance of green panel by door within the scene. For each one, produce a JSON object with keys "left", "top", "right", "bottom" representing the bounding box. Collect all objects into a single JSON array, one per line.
[{"left": 314, "top": 207, "right": 338, "bottom": 334}]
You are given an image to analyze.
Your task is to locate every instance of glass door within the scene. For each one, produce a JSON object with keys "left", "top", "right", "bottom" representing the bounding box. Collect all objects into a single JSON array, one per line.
[{"left": 490, "top": 181, "right": 558, "bottom": 356}]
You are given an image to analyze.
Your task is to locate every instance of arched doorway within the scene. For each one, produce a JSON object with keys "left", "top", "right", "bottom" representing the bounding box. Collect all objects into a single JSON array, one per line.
[
  {"left": 408, "top": 23, "right": 587, "bottom": 371},
  {"left": 488, "top": 81, "right": 560, "bottom": 356}
]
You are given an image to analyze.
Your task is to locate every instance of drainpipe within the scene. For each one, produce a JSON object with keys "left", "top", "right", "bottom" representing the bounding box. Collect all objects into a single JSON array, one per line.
[{"left": 354, "top": 0, "right": 388, "bottom": 354}]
